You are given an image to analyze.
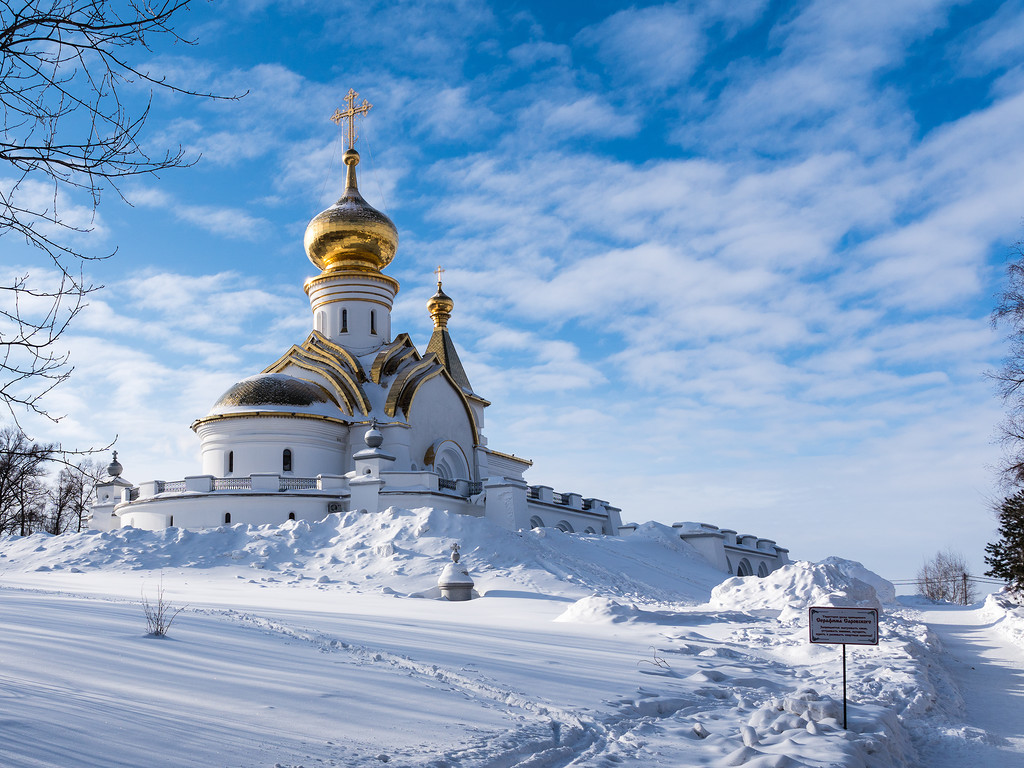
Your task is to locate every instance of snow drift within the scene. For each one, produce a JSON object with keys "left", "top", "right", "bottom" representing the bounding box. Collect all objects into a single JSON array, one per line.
[
  {"left": 709, "top": 559, "right": 890, "bottom": 622},
  {"left": 0, "top": 508, "right": 727, "bottom": 604}
]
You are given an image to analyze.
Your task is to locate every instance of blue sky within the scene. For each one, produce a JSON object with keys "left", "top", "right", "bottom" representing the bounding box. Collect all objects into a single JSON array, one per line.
[{"left": 7, "top": 0, "right": 1024, "bottom": 579}]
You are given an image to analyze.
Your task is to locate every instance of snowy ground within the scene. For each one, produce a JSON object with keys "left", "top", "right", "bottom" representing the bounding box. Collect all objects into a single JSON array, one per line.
[
  {"left": 1, "top": 508, "right": 1022, "bottom": 767},
  {"left": 908, "top": 600, "right": 1024, "bottom": 767}
]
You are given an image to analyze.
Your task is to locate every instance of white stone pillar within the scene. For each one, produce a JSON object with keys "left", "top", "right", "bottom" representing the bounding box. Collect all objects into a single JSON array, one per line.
[{"left": 484, "top": 477, "right": 529, "bottom": 530}]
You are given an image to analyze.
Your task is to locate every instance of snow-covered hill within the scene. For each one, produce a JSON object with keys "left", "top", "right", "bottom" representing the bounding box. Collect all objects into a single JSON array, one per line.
[
  {"left": 0, "top": 508, "right": 1019, "bottom": 767},
  {"left": 1, "top": 509, "right": 726, "bottom": 602}
]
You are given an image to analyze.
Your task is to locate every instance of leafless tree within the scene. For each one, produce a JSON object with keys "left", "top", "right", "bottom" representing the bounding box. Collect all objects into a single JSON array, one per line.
[
  {"left": 46, "top": 458, "right": 101, "bottom": 533},
  {"left": 991, "top": 240, "right": 1024, "bottom": 486},
  {"left": 0, "top": 424, "right": 53, "bottom": 534},
  {"left": 916, "top": 549, "right": 977, "bottom": 605},
  {"left": 0, "top": 0, "right": 238, "bottom": 422}
]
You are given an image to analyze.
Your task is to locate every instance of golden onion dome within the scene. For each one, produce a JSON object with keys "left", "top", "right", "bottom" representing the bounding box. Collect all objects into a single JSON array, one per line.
[
  {"left": 427, "top": 280, "right": 454, "bottom": 328},
  {"left": 304, "top": 148, "right": 398, "bottom": 273}
]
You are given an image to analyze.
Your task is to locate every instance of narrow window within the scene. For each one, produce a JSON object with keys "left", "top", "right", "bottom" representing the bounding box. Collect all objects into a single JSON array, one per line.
[
  {"left": 288, "top": 512, "right": 296, "bottom": 521},
  {"left": 227, "top": 451, "right": 233, "bottom": 474},
  {"left": 282, "top": 449, "right": 292, "bottom": 473},
  {"left": 224, "top": 512, "right": 231, "bottom": 524},
  {"left": 169, "top": 516, "right": 174, "bottom": 527},
  {"left": 370, "top": 309, "right": 377, "bottom": 335},
  {"left": 341, "top": 308, "right": 348, "bottom": 333}
]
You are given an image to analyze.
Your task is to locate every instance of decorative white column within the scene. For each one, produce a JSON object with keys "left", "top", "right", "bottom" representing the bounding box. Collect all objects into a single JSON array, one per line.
[{"left": 349, "top": 422, "right": 395, "bottom": 513}]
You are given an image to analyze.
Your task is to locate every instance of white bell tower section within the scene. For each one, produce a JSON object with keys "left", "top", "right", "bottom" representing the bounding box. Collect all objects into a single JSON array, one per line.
[
  {"left": 306, "top": 271, "right": 398, "bottom": 352},
  {"left": 302, "top": 89, "right": 399, "bottom": 354}
]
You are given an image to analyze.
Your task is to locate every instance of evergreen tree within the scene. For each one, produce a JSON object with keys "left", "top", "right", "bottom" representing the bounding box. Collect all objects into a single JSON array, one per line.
[{"left": 985, "top": 491, "right": 1024, "bottom": 595}]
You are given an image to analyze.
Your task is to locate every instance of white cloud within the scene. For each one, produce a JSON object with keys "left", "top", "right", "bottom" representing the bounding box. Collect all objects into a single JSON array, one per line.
[
  {"left": 578, "top": 4, "right": 708, "bottom": 89},
  {"left": 538, "top": 95, "right": 640, "bottom": 139},
  {"left": 409, "top": 86, "right": 500, "bottom": 142},
  {"left": 953, "top": 0, "right": 1024, "bottom": 76},
  {"left": 129, "top": 185, "right": 273, "bottom": 241},
  {"left": 507, "top": 41, "right": 571, "bottom": 68}
]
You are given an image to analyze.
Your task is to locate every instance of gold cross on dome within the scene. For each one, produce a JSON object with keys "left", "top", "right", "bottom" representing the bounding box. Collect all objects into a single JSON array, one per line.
[
  {"left": 434, "top": 265, "right": 445, "bottom": 284},
  {"left": 331, "top": 89, "right": 373, "bottom": 151}
]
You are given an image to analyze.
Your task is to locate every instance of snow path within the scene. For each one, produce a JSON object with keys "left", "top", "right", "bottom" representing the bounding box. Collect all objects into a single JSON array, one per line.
[{"left": 917, "top": 604, "right": 1024, "bottom": 767}]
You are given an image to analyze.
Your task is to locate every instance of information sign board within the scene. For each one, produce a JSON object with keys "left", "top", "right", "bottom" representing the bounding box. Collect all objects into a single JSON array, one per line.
[{"left": 808, "top": 607, "right": 879, "bottom": 646}]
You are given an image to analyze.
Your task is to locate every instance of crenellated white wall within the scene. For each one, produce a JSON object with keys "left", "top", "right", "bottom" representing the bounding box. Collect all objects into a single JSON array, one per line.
[{"left": 616, "top": 522, "right": 789, "bottom": 576}]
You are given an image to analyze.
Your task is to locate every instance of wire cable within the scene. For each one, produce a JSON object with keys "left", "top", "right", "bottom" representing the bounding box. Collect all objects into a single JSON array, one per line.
[{"left": 316, "top": 128, "right": 343, "bottom": 214}]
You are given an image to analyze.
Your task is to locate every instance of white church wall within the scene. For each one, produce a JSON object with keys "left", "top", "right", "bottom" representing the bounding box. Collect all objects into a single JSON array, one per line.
[
  {"left": 614, "top": 522, "right": 788, "bottom": 576},
  {"left": 197, "top": 417, "right": 349, "bottom": 478},
  {"left": 406, "top": 377, "right": 477, "bottom": 480},
  {"left": 89, "top": 504, "right": 119, "bottom": 531},
  {"left": 676, "top": 530, "right": 731, "bottom": 572},
  {"left": 522, "top": 501, "right": 615, "bottom": 535},
  {"left": 117, "top": 493, "right": 342, "bottom": 530},
  {"left": 379, "top": 422, "right": 412, "bottom": 469},
  {"left": 486, "top": 451, "right": 531, "bottom": 482},
  {"left": 467, "top": 398, "right": 486, "bottom": 430},
  {"left": 483, "top": 478, "right": 530, "bottom": 529},
  {"left": 378, "top": 489, "right": 481, "bottom": 518}
]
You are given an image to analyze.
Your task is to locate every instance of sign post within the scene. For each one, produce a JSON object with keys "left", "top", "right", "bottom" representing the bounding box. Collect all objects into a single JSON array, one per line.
[{"left": 808, "top": 607, "right": 879, "bottom": 728}]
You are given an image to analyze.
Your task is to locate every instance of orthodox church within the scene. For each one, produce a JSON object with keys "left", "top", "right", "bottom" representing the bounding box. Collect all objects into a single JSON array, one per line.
[{"left": 88, "top": 92, "right": 789, "bottom": 579}]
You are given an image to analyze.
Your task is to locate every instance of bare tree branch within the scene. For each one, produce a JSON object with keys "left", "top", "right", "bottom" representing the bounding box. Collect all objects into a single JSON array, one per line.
[
  {"left": 989, "top": 239, "right": 1024, "bottom": 487},
  {"left": 0, "top": 0, "right": 243, "bottom": 423}
]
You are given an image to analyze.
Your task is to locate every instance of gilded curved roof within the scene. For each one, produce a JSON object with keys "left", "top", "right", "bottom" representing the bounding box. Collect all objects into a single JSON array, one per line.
[
  {"left": 303, "top": 150, "right": 398, "bottom": 273},
  {"left": 263, "top": 331, "right": 371, "bottom": 416},
  {"left": 213, "top": 373, "right": 339, "bottom": 408}
]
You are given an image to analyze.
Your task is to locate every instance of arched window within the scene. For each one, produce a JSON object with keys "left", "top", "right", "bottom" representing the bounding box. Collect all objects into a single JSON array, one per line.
[
  {"left": 370, "top": 309, "right": 377, "bottom": 335},
  {"left": 556, "top": 520, "right": 574, "bottom": 533},
  {"left": 583, "top": 527, "right": 596, "bottom": 534},
  {"left": 288, "top": 512, "right": 296, "bottom": 521},
  {"left": 529, "top": 515, "right": 544, "bottom": 529},
  {"left": 757, "top": 562, "right": 770, "bottom": 578},
  {"left": 282, "top": 449, "right": 292, "bottom": 473},
  {"left": 227, "top": 451, "right": 233, "bottom": 474},
  {"left": 341, "top": 308, "right": 348, "bottom": 333},
  {"left": 224, "top": 512, "right": 231, "bottom": 524},
  {"left": 737, "top": 558, "right": 753, "bottom": 577}
]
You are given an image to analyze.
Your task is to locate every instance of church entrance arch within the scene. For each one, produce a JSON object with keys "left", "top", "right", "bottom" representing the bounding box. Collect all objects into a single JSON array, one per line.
[{"left": 426, "top": 439, "right": 470, "bottom": 481}]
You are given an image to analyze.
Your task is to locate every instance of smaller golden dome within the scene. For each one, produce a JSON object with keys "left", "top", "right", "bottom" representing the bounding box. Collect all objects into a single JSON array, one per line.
[
  {"left": 427, "top": 280, "right": 454, "bottom": 328},
  {"left": 304, "top": 149, "right": 398, "bottom": 273}
]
